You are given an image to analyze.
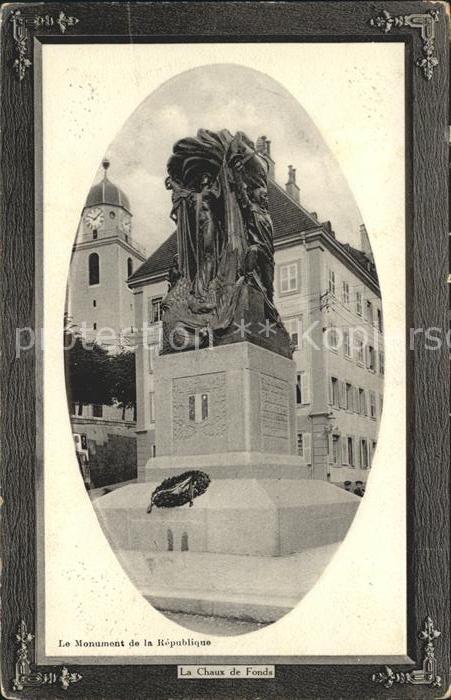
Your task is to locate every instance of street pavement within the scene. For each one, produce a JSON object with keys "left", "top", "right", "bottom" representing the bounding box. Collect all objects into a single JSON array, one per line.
[{"left": 163, "top": 610, "right": 266, "bottom": 635}]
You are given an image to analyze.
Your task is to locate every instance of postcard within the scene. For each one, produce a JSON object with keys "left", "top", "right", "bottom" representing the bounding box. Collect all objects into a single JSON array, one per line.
[{"left": 1, "top": 2, "right": 449, "bottom": 698}]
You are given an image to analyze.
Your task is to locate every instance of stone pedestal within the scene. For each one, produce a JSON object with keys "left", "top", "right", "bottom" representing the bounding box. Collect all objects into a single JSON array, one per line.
[
  {"left": 141, "top": 341, "right": 303, "bottom": 481},
  {"left": 95, "top": 479, "right": 360, "bottom": 557},
  {"left": 95, "top": 342, "right": 362, "bottom": 623}
]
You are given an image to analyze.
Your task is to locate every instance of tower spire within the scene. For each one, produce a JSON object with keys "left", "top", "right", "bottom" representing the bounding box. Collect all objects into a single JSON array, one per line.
[{"left": 102, "top": 158, "right": 110, "bottom": 179}]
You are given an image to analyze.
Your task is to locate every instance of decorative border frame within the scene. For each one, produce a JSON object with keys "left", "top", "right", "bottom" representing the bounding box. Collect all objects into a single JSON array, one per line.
[
  {"left": 369, "top": 8, "right": 440, "bottom": 80},
  {"left": 0, "top": 2, "right": 449, "bottom": 698}
]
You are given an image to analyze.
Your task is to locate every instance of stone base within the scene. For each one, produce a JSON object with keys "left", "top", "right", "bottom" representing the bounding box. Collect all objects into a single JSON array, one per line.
[
  {"left": 94, "top": 478, "right": 360, "bottom": 557},
  {"left": 143, "top": 451, "right": 310, "bottom": 481},
  {"left": 108, "top": 544, "right": 340, "bottom": 627}
]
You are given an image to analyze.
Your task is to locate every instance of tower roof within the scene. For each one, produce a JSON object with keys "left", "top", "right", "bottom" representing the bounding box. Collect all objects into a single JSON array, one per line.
[{"left": 85, "top": 159, "right": 131, "bottom": 213}]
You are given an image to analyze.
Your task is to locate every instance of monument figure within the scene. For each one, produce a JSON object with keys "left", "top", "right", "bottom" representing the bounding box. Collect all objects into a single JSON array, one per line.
[{"left": 162, "top": 129, "right": 291, "bottom": 355}]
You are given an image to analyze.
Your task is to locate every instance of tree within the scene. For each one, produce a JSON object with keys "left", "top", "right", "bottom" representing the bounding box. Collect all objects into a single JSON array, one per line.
[
  {"left": 65, "top": 331, "right": 115, "bottom": 416},
  {"left": 110, "top": 350, "right": 136, "bottom": 421}
]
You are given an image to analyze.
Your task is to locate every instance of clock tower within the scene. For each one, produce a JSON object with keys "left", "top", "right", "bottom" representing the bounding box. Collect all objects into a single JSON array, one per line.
[{"left": 67, "top": 159, "right": 147, "bottom": 345}]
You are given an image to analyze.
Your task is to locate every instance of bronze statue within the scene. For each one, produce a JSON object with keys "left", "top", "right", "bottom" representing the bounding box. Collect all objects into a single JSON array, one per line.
[{"left": 161, "top": 129, "right": 291, "bottom": 357}]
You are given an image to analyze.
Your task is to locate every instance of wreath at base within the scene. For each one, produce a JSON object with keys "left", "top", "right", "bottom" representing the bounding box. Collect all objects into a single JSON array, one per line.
[{"left": 147, "top": 470, "right": 210, "bottom": 512}]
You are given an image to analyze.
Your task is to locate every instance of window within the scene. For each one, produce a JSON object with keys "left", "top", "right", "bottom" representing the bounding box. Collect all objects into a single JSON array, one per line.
[
  {"left": 328, "top": 327, "right": 338, "bottom": 351},
  {"left": 359, "top": 388, "right": 367, "bottom": 415},
  {"left": 342, "top": 281, "right": 350, "bottom": 306},
  {"left": 127, "top": 257, "right": 133, "bottom": 277},
  {"left": 279, "top": 262, "right": 298, "bottom": 293},
  {"left": 92, "top": 229, "right": 98, "bottom": 240},
  {"left": 366, "top": 300, "right": 374, "bottom": 325},
  {"left": 346, "top": 382, "right": 353, "bottom": 411},
  {"left": 109, "top": 210, "right": 116, "bottom": 219},
  {"left": 92, "top": 404, "right": 103, "bottom": 418},
  {"left": 202, "top": 393, "right": 208, "bottom": 420},
  {"left": 149, "top": 392, "right": 155, "bottom": 423},
  {"left": 367, "top": 345, "right": 376, "bottom": 371},
  {"left": 188, "top": 393, "right": 209, "bottom": 422},
  {"left": 377, "top": 308, "right": 383, "bottom": 333},
  {"left": 330, "top": 376, "right": 339, "bottom": 407},
  {"left": 344, "top": 330, "right": 351, "bottom": 358},
  {"left": 360, "top": 439, "right": 369, "bottom": 469},
  {"left": 379, "top": 350, "right": 385, "bottom": 375},
  {"left": 149, "top": 297, "right": 163, "bottom": 324},
  {"left": 379, "top": 394, "right": 384, "bottom": 415},
  {"left": 297, "top": 432, "right": 312, "bottom": 464},
  {"left": 369, "top": 391, "right": 377, "bottom": 419},
  {"left": 93, "top": 299, "right": 96, "bottom": 307},
  {"left": 285, "top": 317, "right": 301, "bottom": 348},
  {"left": 356, "top": 291, "right": 362, "bottom": 316},
  {"left": 88, "top": 252, "right": 100, "bottom": 285},
  {"left": 371, "top": 441, "right": 377, "bottom": 466},
  {"left": 332, "top": 434, "right": 341, "bottom": 464},
  {"left": 297, "top": 433, "right": 304, "bottom": 457},
  {"left": 347, "top": 437, "right": 354, "bottom": 467},
  {"left": 341, "top": 436, "right": 348, "bottom": 464},
  {"left": 152, "top": 444, "right": 156, "bottom": 458},
  {"left": 296, "top": 371, "right": 311, "bottom": 405},
  {"left": 148, "top": 345, "right": 158, "bottom": 372},
  {"left": 93, "top": 322, "right": 97, "bottom": 330},
  {"left": 328, "top": 269, "right": 336, "bottom": 296},
  {"left": 356, "top": 335, "right": 364, "bottom": 364}
]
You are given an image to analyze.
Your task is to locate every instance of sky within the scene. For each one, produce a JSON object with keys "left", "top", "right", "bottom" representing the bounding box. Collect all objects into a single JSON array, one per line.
[{"left": 91, "top": 63, "right": 366, "bottom": 258}]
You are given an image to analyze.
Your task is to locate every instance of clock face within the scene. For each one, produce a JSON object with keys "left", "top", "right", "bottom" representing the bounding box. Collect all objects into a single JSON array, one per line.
[{"left": 84, "top": 207, "right": 104, "bottom": 231}]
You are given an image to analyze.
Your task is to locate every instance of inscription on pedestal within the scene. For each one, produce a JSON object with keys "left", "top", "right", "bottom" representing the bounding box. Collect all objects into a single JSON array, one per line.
[{"left": 260, "top": 374, "right": 289, "bottom": 439}]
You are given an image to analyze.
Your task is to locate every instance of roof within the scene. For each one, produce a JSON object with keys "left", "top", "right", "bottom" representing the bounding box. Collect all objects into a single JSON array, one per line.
[
  {"left": 85, "top": 166, "right": 131, "bottom": 213},
  {"left": 129, "top": 179, "right": 319, "bottom": 283},
  {"left": 342, "top": 243, "right": 378, "bottom": 280}
]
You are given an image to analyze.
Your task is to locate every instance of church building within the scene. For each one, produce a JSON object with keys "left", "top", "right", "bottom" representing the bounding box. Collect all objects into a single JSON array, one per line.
[
  {"left": 66, "top": 159, "right": 147, "bottom": 446},
  {"left": 128, "top": 138, "right": 384, "bottom": 488}
]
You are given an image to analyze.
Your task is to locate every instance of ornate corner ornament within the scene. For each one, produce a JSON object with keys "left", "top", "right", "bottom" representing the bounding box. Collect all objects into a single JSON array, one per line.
[
  {"left": 12, "top": 621, "right": 82, "bottom": 691},
  {"left": 372, "top": 616, "right": 441, "bottom": 688},
  {"left": 369, "top": 9, "right": 440, "bottom": 80},
  {"left": 10, "top": 9, "right": 79, "bottom": 81}
]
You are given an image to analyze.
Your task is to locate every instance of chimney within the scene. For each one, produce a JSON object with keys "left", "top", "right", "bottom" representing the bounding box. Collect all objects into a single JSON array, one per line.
[
  {"left": 256, "top": 135, "right": 275, "bottom": 180},
  {"left": 359, "top": 223, "right": 374, "bottom": 262},
  {"left": 322, "top": 221, "right": 336, "bottom": 238},
  {"left": 285, "top": 165, "right": 300, "bottom": 204}
]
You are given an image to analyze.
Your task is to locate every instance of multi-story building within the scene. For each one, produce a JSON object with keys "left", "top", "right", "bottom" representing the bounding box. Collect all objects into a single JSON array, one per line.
[
  {"left": 128, "top": 140, "right": 384, "bottom": 486},
  {"left": 66, "top": 159, "right": 147, "bottom": 442}
]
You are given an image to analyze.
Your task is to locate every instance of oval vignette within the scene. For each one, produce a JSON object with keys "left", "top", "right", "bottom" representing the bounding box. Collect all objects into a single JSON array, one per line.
[{"left": 64, "top": 63, "right": 384, "bottom": 636}]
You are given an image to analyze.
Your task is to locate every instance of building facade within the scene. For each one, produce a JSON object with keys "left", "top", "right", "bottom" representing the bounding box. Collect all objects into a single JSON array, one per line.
[
  {"left": 128, "top": 142, "right": 384, "bottom": 487},
  {"left": 67, "top": 159, "right": 147, "bottom": 426}
]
